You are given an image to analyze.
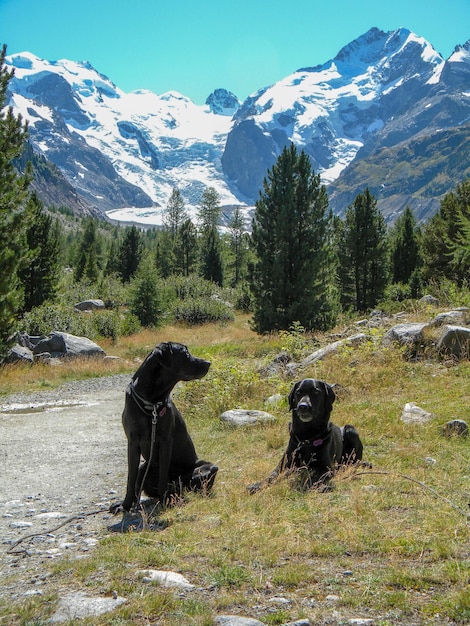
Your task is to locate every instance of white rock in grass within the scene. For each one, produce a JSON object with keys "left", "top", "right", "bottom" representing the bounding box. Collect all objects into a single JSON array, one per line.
[
  {"left": 220, "top": 409, "right": 275, "bottom": 426},
  {"left": 49, "top": 591, "right": 126, "bottom": 622},
  {"left": 401, "top": 402, "right": 434, "bottom": 424},
  {"left": 139, "top": 569, "right": 195, "bottom": 589}
]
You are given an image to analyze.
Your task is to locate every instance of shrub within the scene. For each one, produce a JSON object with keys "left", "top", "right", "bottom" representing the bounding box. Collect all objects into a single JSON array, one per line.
[
  {"left": 20, "top": 304, "right": 93, "bottom": 337},
  {"left": 173, "top": 297, "right": 234, "bottom": 325}
]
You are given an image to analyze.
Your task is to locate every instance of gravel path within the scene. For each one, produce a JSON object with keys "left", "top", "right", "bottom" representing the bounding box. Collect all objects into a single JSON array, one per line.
[{"left": 0, "top": 374, "right": 132, "bottom": 601}]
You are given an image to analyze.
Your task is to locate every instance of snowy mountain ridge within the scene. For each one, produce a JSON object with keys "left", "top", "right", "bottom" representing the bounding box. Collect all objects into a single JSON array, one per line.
[{"left": 6, "top": 27, "right": 470, "bottom": 225}]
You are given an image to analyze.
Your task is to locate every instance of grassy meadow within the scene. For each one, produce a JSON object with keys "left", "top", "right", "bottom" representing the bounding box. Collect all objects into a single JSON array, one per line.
[{"left": 1, "top": 311, "right": 469, "bottom": 625}]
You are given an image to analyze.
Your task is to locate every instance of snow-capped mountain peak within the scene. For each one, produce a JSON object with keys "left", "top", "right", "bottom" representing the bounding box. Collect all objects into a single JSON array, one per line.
[{"left": 5, "top": 27, "right": 469, "bottom": 226}]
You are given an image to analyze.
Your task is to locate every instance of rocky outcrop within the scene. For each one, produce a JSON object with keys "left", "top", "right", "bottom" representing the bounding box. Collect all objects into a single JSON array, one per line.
[{"left": 6, "top": 331, "right": 105, "bottom": 363}]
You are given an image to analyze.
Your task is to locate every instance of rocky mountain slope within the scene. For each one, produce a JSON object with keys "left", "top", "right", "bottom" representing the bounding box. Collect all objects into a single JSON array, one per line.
[{"left": 6, "top": 27, "right": 470, "bottom": 225}]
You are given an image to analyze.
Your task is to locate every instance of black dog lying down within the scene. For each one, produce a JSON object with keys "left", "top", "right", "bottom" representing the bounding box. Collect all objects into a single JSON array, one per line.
[
  {"left": 248, "top": 378, "right": 363, "bottom": 493},
  {"left": 110, "top": 342, "right": 218, "bottom": 513}
]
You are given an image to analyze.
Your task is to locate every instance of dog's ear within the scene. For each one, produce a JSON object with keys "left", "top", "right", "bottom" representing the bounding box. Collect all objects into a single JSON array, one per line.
[
  {"left": 152, "top": 342, "right": 174, "bottom": 368},
  {"left": 322, "top": 381, "right": 336, "bottom": 412},
  {"left": 288, "top": 381, "right": 301, "bottom": 409}
]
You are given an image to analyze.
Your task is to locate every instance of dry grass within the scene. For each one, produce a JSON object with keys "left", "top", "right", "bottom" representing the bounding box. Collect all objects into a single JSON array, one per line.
[{"left": 1, "top": 312, "right": 469, "bottom": 625}]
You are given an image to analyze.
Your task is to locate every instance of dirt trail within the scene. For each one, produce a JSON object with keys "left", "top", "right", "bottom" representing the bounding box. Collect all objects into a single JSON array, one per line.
[{"left": 0, "top": 375, "right": 131, "bottom": 600}]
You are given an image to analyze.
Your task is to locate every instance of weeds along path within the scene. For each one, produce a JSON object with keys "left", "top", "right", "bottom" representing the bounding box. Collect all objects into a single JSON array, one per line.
[{"left": 0, "top": 375, "right": 130, "bottom": 598}]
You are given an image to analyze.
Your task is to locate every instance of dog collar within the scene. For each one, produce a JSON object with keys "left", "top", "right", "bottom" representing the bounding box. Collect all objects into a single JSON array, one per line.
[
  {"left": 293, "top": 430, "right": 330, "bottom": 449},
  {"left": 128, "top": 382, "right": 168, "bottom": 418}
]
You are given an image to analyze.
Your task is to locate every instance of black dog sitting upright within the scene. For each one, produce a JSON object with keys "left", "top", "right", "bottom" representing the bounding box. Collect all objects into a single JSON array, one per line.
[
  {"left": 248, "top": 378, "right": 363, "bottom": 493},
  {"left": 110, "top": 342, "right": 218, "bottom": 513}
]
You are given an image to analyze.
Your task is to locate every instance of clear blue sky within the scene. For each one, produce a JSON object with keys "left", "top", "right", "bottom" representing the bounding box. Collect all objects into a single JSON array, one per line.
[{"left": 1, "top": 0, "right": 468, "bottom": 104}]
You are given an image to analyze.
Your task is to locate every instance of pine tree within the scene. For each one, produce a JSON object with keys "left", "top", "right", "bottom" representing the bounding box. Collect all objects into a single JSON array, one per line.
[
  {"left": 421, "top": 180, "right": 470, "bottom": 285},
  {"left": 0, "top": 44, "right": 32, "bottom": 356},
  {"left": 389, "top": 206, "right": 422, "bottom": 285},
  {"left": 117, "top": 225, "right": 143, "bottom": 282},
  {"left": 163, "top": 187, "right": 187, "bottom": 238},
  {"left": 129, "top": 253, "right": 162, "bottom": 327},
  {"left": 250, "top": 144, "right": 338, "bottom": 333},
  {"left": 74, "top": 218, "right": 101, "bottom": 283},
  {"left": 200, "top": 225, "right": 223, "bottom": 286},
  {"left": 19, "top": 192, "right": 61, "bottom": 311},
  {"left": 197, "top": 187, "right": 222, "bottom": 231},
  {"left": 179, "top": 218, "right": 198, "bottom": 276},
  {"left": 340, "top": 188, "right": 388, "bottom": 311},
  {"left": 228, "top": 206, "right": 248, "bottom": 286}
]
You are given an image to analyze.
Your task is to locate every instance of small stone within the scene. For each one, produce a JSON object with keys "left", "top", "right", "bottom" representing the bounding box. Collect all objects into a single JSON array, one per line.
[
  {"left": 442, "top": 419, "right": 469, "bottom": 437},
  {"left": 9, "top": 521, "right": 33, "bottom": 529},
  {"left": 326, "top": 594, "right": 341, "bottom": 603},
  {"left": 139, "top": 569, "right": 195, "bottom": 590}
]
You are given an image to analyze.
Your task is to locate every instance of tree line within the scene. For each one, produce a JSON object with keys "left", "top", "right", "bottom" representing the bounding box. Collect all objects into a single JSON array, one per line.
[{"left": 1, "top": 45, "right": 469, "bottom": 357}]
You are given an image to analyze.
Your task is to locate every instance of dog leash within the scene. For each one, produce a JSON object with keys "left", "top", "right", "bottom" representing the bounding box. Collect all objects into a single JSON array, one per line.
[{"left": 127, "top": 383, "right": 168, "bottom": 509}]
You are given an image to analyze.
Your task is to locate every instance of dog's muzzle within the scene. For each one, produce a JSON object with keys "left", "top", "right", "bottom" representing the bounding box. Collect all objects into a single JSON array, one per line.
[{"left": 296, "top": 399, "right": 314, "bottom": 422}]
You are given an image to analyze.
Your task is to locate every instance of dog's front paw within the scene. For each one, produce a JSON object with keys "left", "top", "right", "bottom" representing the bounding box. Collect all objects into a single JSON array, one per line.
[{"left": 247, "top": 482, "right": 262, "bottom": 494}]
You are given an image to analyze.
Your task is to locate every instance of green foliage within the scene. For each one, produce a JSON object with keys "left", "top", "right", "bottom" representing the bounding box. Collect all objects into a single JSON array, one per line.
[
  {"left": 0, "top": 44, "right": 32, "bottom": 357},
  {"left": 421, "top": 179, "right": 470, "bottom": 285},
  {"left": 178, "top": 217, "right": 198, "bottom": 276},
  {"left": 338, "top": 187, "right": 389, "bottom": 312},
  {"left": 73, "top": 218, "right": 101, "bottom": 283},
  {"left": 117, "top": 225, "right": 143, "bottom": 282},
  {"left": 197, "top": 186, "right": 222, "bottom": 230},
  {"left": 200, "top": 225, "right": 223, "bottom": 286},
  {"left": 250, "top": 143, "right": 338, "bottom": 333},
  {"left": 19, "top": 193, "right": 61, "bottom": 311},
  {"left": 20, "top": 303, "right": 139, "bottom": 340},
  {"left": 129, "top": 254, "right": 163, "bottom": 327},
  {"left": 388, "top": 206, "right": 422, "bottom": 284},
  {"left": 279, "top": 321, "right": 311, "bottom": 361},
  {"left": 173, "top": 296, "right": 234, "bottom": 325},
  {"left": 227, "top": 206, "right": 250, "bottom": 286}
]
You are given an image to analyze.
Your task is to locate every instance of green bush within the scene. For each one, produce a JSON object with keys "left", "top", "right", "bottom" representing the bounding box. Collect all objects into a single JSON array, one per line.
[
  {"left": 20, "top": 304, "right": 142, "bottom": 340},
  {"left": 173, "top": 297, "right": 234, "bottom": 325},
  {"left": 20, "top": 304, "right": 93, "bottom": 337}
]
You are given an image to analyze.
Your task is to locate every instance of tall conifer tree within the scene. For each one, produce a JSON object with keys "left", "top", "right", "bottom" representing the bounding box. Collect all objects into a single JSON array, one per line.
[
  {"left": 0, "top": 44, "right": 32, "bottom": 355},
  {"left": 19, "top": 192, "right": 61, "bottom": 311},
  {"left": 250, "top": 144, "right": 338, "bottom": 333},
  {"left": 339, "top": 188, "right": 388, "bottom": 311},
  {"left": 118, "top": 225, "right": 143, "bottom": 282},
  {"left": 389, "top": 206, "right": 422, "bottom": 285}
]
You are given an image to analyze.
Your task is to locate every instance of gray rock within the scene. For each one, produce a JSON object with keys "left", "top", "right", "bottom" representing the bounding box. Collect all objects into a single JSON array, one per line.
[
  {"left": 432, "top": 309, "right": 469, "bottom": 327},
  {"left": 382, "top": 323, "right": 428, "bottom": 347},
  {"left": 32, "top": 331, "right": 105, "bottom": 358},
  {"left": 442, "top": 419, "right": 469, "bottom": 437},
  {"left": 289, "top": 333, "right": 368, "bottom": 372},
  {"left": 436, "top": 325, "right": 470, "bottom": 359},
  {"left": 138, "top": 569, "right": 195, "bottom": 589},
  {"left": 215, "top": 617, "right": 265, "bottom": 626},
  {"left": 420, "top": 294, "right": 439, "bottom": 306},
  {"left": 74, "top": 299, "right": 106, "bottom": 311},
  {"left": 49, "top": 591, "right": 126, "bottom": 622},
  {"left": 401, "top": 402, "right": 434, "bottom": 424},
  {"left": 5, "top": 344, "right": 34, "bottom": 364},
  {"left": 220, "top": 409, "right": 275, "bottom": 426}
]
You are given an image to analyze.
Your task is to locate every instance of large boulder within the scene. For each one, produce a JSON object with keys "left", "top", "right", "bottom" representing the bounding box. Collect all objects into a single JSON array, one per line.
[
  {"left": 436, "top": 325, "right": 470, "bottom": 359},
  {"left": 382, "top": 323, "right": 428, "bottom": 347},
  {"left": 32, "top": 331, "right": 105, "bottom": 358},
  {"left": 74, "top": 299, "right": 105, "bottom": 312},
  {"left": 5, "top": 344, "right": 34, "bottom": 364}
]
